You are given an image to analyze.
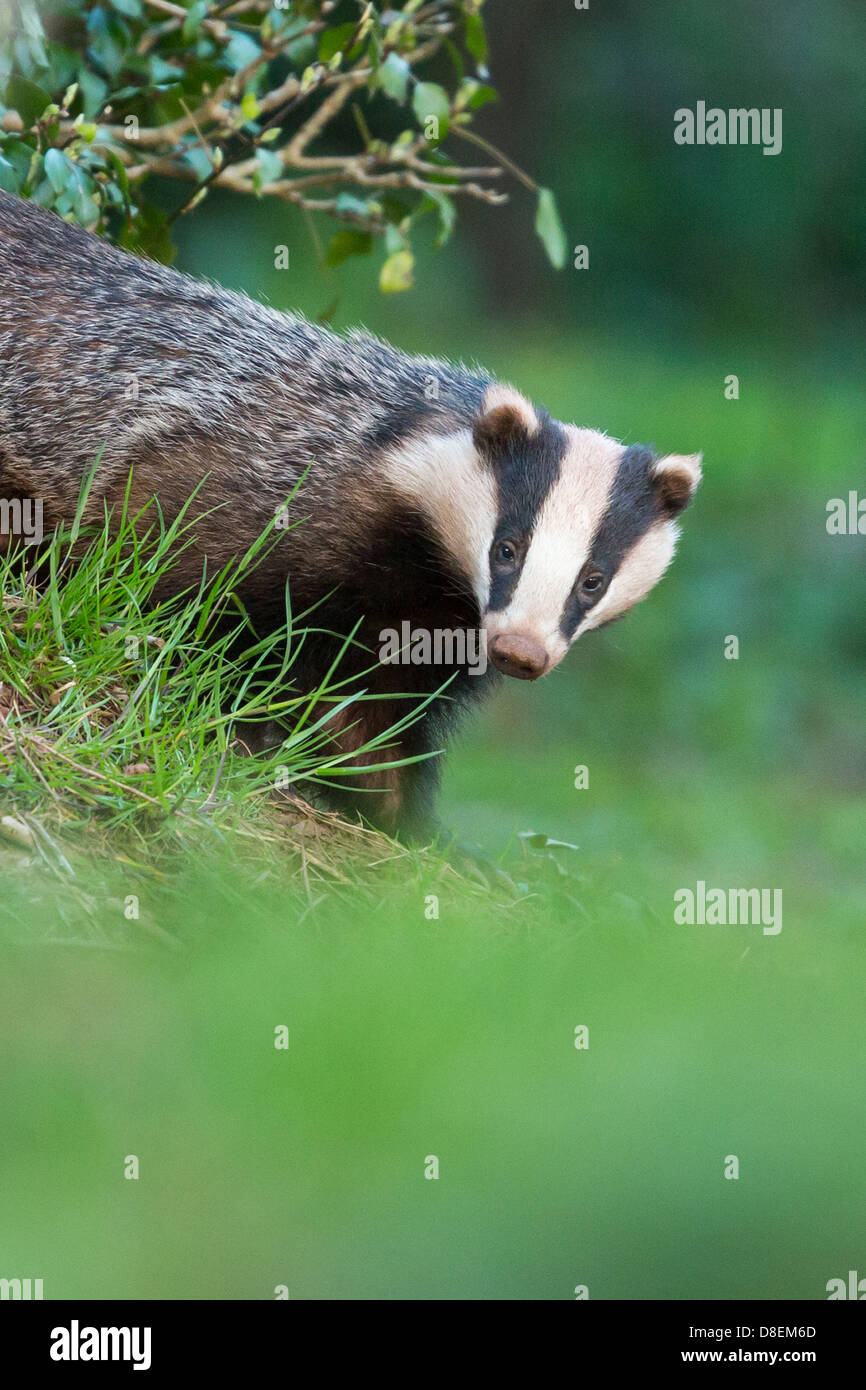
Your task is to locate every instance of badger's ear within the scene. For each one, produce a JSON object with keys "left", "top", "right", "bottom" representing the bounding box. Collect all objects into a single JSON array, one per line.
[
  {"left": 473, "top": 384, "right": 540, "bottom": 457},
  {"left": 650, "top": 452, "right": 703, "bottom": 516}
]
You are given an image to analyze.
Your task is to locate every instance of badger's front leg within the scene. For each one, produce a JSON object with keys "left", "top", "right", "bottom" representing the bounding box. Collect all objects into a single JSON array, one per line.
[{"left": 319, "top": 699, "right": 441, "bottom": 841}]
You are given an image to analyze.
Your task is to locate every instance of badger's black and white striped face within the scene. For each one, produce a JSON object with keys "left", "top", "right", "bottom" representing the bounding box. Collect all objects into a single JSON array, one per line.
[{"left": 383, "top": 385, "right": 701, "bottom": 679}]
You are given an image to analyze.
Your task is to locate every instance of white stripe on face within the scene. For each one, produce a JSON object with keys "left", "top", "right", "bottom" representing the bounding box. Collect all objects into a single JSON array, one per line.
[
  {"left": 483, "top": 426, "right": 623, "bottom": 666},
  {"left": 382, "top": 428, "right": 498, "bottom": 608}
]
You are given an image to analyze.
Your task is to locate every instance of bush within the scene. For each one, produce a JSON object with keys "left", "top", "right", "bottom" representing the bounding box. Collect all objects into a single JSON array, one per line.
[{"left": 0, "top": 0, "right": 565, "bottom": 283}]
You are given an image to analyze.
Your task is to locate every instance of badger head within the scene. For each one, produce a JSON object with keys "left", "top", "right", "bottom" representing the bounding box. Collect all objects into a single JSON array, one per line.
[{"left": 384, "top": 384, "right": 701, "bottom": 679}]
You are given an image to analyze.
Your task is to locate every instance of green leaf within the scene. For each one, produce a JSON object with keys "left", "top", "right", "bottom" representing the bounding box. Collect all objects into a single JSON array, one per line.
[
  {"left": 0, "top": 138, "right": 35, "bottom": 185},
  {"left": 44, "top": 147, "right": 72, "bottom": 195},
  {"left": 384, "top": 222, "right": 406, "bottom": 254},
  {"left": 443, "top": 36, "right": 465, "bottom": 86},
  {"left": 76, "top": 194, "right": 100, "bottom": 226},
  {"left": 67, "top": 162, "right": 97, "bottom": 219},
  {"left": 535, "top": 186, "right": 567, "bottom": 270},
  {"left": 4, "top": 75, "right": 51, "bottom": 127},
  {"left": 79, "top": 71, "right": 109, "bottom": 119},
  {"left": 104, "top": 147, "right": 131, "bottom": 197},
  {"left": 273, "top": 12, "right": 311, "bottom": 43},
  {"left": 318, "top": 23, "right": 357, "bottom": 64},
  {"left": 183, "top": 146, "right": 213, "bottom": 180},
  {"left": 383, "top": 15, "right": 408, "bottom": 47},
  {"left": 110, "top": 0, "right": 143, "bottom": 16},
  {"left": 379, "top": 190, "right": 413, "bottom": 225},
  {"left": 286, "top": 33, "right": 316, "bottom": 68},
  {"left": 240, "top": 91, "right": 261, "bottom": 122},
  {"left": 412, "top": 82, "right": 451, "bottom": 141},
  {"left": 148, "top": 57, "right": 183, "bottom": 84},
  {"left": 224, "top": 32, "right": 261, "bottom": 72},
  {"left": 103, "top": 83, "right": 150, "bottom": 104},
  {"left": 32, "top": 175, "right": 54, "bottom": 207},
  {"left": 378, "top": 53, "right": 411, "bottom": 102},
  {"left": 255, "top": 147, "right": 283, "bottom": 186},
  {"left": 85, "top": 8, "right": 130, "bottom": 80},
  {"left": 335, "top": 192, "right": 377, "bottom": 218},
  {"left": 424, "top": 189, "right": 455, "bottom": 248},
  {"left": 325, "top": 228, "right": 373, "bottom": 267},
  {"left": 465, "top": 81, "right": 498, "bottom": 111},
  {"left": 26, "top": 146, "right": 43, "bottom": 189},
  {"left": 19, "top": 0, "right": 48, "bottom": 68},
  {"left": 183, "top": 0, "right": 209, "bottom": 41},
  {"left": 0, "top": 153, "right": 20, "bottom": 193},
  {"left": 379, "top": 249, "right": 414, "bottom": 293},
  {"left": 464, "top": 11, "right": 488, "bottom": 65},
  {"left": 300, "top": 64, "right": 322, "bottom": 94}
]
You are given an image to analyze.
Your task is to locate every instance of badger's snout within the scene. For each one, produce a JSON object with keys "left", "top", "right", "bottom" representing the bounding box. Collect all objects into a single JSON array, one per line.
[{"left": 488, "top": 633, "right": 549, "bottom": 680}]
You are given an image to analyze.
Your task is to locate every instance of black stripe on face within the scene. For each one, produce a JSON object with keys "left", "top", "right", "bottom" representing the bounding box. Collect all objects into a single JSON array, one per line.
[
  {"left": 559, "top": 444, "right": 663, "bottom": 640},
  {"left": 486, "top": 412, "right": 567, "bottom": 612}
]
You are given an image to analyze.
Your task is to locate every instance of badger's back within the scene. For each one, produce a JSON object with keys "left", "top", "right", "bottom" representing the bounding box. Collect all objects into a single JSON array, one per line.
[{"left": 0, "top": 191, "right": 489, "bottom": 531}]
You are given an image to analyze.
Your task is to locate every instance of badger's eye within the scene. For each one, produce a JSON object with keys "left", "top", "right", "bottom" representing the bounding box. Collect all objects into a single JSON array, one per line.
[
  {"left": 492, "top": 539, "right": 519, "bottom": 570},
  {"left": 580, "top": 571, "right": 605, "bottom": 596}
]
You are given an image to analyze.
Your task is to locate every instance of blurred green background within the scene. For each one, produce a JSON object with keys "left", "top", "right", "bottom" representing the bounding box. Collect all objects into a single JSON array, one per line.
[{"left": 2, "top": 0, "right": 864, "bottom": 1300}]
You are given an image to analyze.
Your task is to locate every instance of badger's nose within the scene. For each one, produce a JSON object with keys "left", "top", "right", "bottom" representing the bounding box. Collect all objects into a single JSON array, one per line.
[{"left": 489, "top": 633, "right": 549, "bottom": 680}]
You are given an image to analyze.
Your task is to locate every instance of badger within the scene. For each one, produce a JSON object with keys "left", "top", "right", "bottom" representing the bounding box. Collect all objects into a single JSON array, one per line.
[{"left": 0, "top": 190, "right": 701, "bottom": 837}]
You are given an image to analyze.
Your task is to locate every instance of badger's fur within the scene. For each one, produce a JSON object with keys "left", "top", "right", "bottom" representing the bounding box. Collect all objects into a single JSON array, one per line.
[{"left": 0, "top": 190, "right": 701, "bottom": 836}]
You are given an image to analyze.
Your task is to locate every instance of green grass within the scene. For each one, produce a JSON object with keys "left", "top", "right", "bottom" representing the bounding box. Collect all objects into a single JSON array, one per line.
[
  {"left": 0, "top": 471, "right": 595, "bottom": 955},
  {"left": 0, "top": 474, "right": 456, "bottom": 871},
  {"left": 1, "top": 866, "right": 862, "bottom": 1299}
]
